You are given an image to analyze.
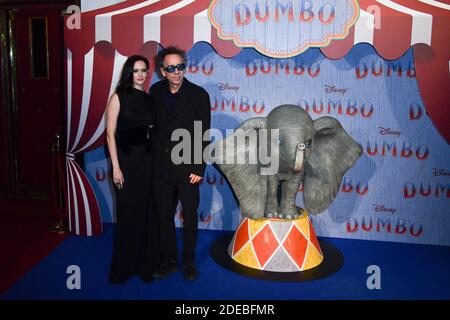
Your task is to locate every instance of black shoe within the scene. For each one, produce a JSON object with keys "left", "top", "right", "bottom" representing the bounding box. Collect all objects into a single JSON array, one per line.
[
  {"left": 152, "top": 260, "right": 178, "bottom": 279},
  {"left": 183, "top": 263, "right": 198, "bottom": 281}
]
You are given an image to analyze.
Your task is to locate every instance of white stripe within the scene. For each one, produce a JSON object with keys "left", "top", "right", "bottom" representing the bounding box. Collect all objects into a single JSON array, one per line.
[
  {"left": 77, "top": 114, "right": 106, "bottom": 153},
  {"left": 376, "top": 0, "right": 433, "bottom": 45},
  {"left": 194, "top": 9, "right": 211, "bottom": 43},
  {"left": 66, "top": 49, "right": 72, "bottom": 153},
  {"left": 95, "top": 0, "right": 160, "bottom": 42},
  {"left": 70, "top": 48, "right": 94, "bottom": 154},
  {"left": 77, "top": 51, "right": 127, "bottom": 153},
  {"left": 71, "top": 160, "right": 93, "bottom": 236},
  {"left": 354, "top": 10, "right": 375, "bottom": 45},
  {"left": 144, "top": 0, "right": 196, "bottom": 43},
  {"left": 66, "top": 158, "right": 72, "bottom": 232},
  {"left": 67, "top": 160, "right": 79, "bottom": 234},
  {"left": 418, "top": 0, "right": 450, "bottom": 10},
  {"left": 109, "top": 51, "right": 128, "bottom": 98}
]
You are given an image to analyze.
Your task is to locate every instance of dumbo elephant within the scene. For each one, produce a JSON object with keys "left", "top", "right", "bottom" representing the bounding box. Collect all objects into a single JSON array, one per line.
[{"left": 213, "top": 104, "right": 362, "bottom": 219}]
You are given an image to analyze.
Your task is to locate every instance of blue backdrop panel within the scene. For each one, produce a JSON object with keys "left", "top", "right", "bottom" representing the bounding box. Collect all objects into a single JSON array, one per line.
[{"left": 85, "top": 42, "right": 450, "bottom": 246}]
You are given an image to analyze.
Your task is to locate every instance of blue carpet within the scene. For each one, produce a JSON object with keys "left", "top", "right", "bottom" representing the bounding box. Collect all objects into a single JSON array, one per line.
[{"left": 1, "top": 224, "right": 449, "bottom": 300}]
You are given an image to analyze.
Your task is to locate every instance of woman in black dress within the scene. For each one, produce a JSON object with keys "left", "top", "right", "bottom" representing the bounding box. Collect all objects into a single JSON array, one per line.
[{"left": 106, "top": 55, "right": 159, "bottom": 284}]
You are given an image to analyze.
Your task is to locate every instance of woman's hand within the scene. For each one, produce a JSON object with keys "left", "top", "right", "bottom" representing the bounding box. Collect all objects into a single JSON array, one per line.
[
  {"left": 189, "top": 173, "right": 202, "bottom": 184},
  {"left": 113, "top": 168, "right": 125, "bottom": 189}
]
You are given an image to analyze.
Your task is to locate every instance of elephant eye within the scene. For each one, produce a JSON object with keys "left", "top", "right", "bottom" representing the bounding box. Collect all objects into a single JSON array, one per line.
[
  {"left": 276, "top": 139, "right": 283, "bottom": 145},
  {"left": 305, "top": 139, "right": 312, "bottom": 148}
]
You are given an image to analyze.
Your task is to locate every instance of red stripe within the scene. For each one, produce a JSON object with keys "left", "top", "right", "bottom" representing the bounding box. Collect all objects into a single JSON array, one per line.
[
  {"left": 395, "top": 0, "right": 450, "bottom": 47},
  {"left": 320, "top": 28, "right": 355, "bottom": 60},
  {"left": 68, "top": 160, "right": 87, "bottom": 235},
  {"left": 112, "top": 0, "right": 181, "bottom": 55},
  {"left": 361, "top": 0, "right": 414, "bottom": 60},
  {"left": 415, "top": 45, "right": 450, "bottom": 143},
  {"left": 68, "top": 53, "right": 84, "bottom": 151},
  {"left": 75, "top": 44, "right": 115, "bottom": 153},
  {"left": 67, "top": 160, "right": 103, "bottom": 236},
  {"left": 66, "top": 160, "right": 76, "bottom": 234},
  {"left": 65, "top": 1, "right": 154, "bottom": 55},
  {"left": 65, "top": 1, "right": 147, "bottom": 56},
  {"left": 162, "top": 0, "right": 210, "bottom": 51},
  {"left": 111, "top": 11, "right": 144, "bottom": 56},
  {"left": 393, "top": 0, "right": 450, "bottom": 143},
  {"left": 73, "top": 161, "right": 88, "bottom": 236},
  {"left": 72, "top": 160, "right": 103, "bottom": 236},
  {"left": 406, "top": 0, "right": 450, "bottom": 15},
  {"left": 211, "top": 27, "right": 242, "bottom": 58},
  {"left": 139, "top": 42, "right": 159, "bottom": 91},
  {"left": 85, "top": 0, "right": 147, "bottom": 16},
  {"left": 64, "top": 14, "right": 95, "bottom": 57},
  {"left": 161, "top": 1, "right": 196, "bottom": 51}
]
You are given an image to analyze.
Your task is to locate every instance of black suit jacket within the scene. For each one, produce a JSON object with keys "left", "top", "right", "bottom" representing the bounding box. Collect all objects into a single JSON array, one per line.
[{"left": 150, "top": 78, "right": 211, "bottom": 184}]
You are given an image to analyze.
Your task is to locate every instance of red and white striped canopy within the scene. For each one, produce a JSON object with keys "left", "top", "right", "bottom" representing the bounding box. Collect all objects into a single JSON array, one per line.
[
  {"left": 65, "top": 0, "right": 240, "bottom": 57},
  {"left": 323, "top": 0, "right": 450, "bottom": 59},
  {"left": 65, "top": 0, "right": 450, "bottom": 141},
  {"left": 65, "top": 0, "right": 450, "bottom": 60}
]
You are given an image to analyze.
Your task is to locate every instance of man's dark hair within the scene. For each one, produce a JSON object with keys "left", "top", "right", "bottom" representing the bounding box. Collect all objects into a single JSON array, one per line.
[{"left": 155, "top": 46, "right": 187, "bottom": 69}]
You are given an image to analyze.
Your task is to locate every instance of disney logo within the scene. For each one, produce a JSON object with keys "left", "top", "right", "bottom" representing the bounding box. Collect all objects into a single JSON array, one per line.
[
  {"left": 378, "top": 127, "right": 402, "bottom": 137},
  {"left": 432, "top": 168, "right": 450, "bottom": 176},
  {"left": 373, "top": 204, "right": 396, "bottom": 214},
  {"left": 323, "top": 85, "right": 348, "bottom": 95},
  {"left": 217, "top": 82, "right": 239, "bottom": 92}
]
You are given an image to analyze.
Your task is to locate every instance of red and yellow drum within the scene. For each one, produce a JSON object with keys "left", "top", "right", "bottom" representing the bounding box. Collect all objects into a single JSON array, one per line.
[{"left": 228, "top": 209, "right": 323, "bottom": 272}]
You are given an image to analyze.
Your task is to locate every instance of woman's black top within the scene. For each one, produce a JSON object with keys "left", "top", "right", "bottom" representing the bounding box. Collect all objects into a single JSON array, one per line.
[{"left": 116, "top": 87, "right": 154, "bottom": 151}]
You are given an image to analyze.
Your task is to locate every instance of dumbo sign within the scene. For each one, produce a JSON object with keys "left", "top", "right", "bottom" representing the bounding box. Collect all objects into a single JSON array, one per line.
[{"left": 209, "top": 0, "right": 359, "bottom": 58}]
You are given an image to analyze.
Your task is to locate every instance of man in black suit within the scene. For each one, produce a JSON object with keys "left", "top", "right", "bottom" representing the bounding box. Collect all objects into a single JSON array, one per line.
[{"left": 150, "top": 46, "right": 211, "bottom": 281}]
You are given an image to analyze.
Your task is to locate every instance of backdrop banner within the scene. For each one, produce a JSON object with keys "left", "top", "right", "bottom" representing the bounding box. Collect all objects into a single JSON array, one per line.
[{"left": 85, "top": 42, "right": 449, "bottom": 246}]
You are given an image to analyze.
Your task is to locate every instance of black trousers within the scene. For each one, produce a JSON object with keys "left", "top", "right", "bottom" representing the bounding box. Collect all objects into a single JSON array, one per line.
[{"left": 153, "top": 175, "right": 199, "bottom": 265}]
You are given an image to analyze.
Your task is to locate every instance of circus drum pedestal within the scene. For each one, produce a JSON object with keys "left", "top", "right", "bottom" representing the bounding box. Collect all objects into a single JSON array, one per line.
[
  {"left": 210, "top": 209, "right": 344, "bottom": 281},
  {"left": 228, "top": 211, "right": 323, "bottom": 272}
]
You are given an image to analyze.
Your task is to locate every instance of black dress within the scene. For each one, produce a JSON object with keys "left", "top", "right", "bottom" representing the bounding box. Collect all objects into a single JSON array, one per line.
[{"left": 109, "top": 87, "right": 159, "bottom": 284}]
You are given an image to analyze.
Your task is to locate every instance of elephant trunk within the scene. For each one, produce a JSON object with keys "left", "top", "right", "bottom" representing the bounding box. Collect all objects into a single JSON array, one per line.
[{"left": 293, "top": 147, "right": 304, "bottom": 172}]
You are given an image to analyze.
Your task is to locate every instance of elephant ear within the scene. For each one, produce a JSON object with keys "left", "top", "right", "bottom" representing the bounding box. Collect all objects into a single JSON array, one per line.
[
  {"left": 303, "top": 116, "right": 362, "bottom": 214},
  {"left": 213, "top": 117, "right": 268, "bottom": 219}
]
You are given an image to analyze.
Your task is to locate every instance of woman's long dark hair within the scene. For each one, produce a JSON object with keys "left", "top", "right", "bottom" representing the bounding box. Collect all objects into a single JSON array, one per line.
[{"left": 116, "top": 55, "right": 149, "bottom": 94}]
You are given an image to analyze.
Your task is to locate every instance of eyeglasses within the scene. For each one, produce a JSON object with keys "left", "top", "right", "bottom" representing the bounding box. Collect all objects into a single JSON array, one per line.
[{"left": 163, "top": 63, "right": 186, "bottom": 73}]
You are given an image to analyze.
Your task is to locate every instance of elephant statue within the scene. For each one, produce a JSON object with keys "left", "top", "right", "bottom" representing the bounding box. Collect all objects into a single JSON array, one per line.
[{"left": 212, "top": 104, "right": 362, "bottom": 220}]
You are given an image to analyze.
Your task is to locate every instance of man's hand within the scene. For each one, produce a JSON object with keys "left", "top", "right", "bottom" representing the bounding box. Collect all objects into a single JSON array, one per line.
[{"left": 189, "top": 173, "right": 202, "bottom": 184}]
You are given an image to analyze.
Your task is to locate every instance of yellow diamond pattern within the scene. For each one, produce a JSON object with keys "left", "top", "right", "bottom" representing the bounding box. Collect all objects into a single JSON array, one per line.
[
  {"left": 294, "top": 213, "right": 310, "bottom": 240},
  {"left": 248, "top": 219, "right": 267, "bottom": 238},
  {"left": 233, "top": 242, "right": 259, "bottom": 269},
  {"left": 302, "top": 242, "right": 323, "bottom": 270},
  {"left": 230, "top": 214, "right": 323, "bottom": 272}
]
